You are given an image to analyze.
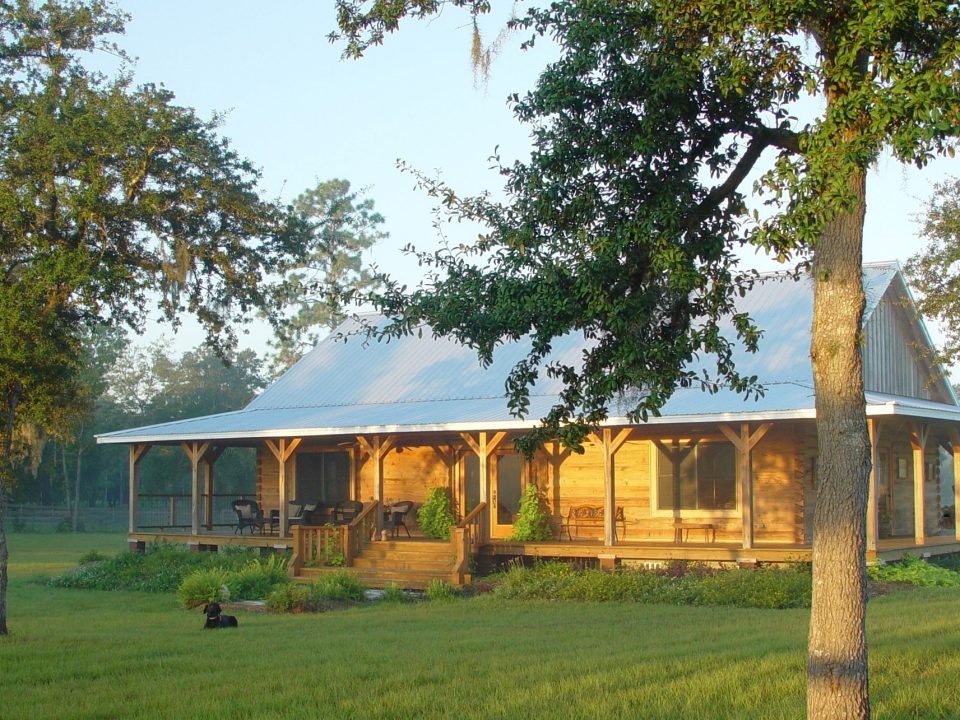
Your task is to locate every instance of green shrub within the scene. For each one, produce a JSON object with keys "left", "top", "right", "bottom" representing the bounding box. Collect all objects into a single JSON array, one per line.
[
  {"left": 306, "top": 570, "right": 368, "bottom": 603},
  {"left": 381, "top": 582, "right": 408, "bottom": 603},
  {"left": 490, "top": 560, "right": 812, "bottom": 609},
  {"left": 417, "top": 488, "right": 456, "bottom": 540},
  {"left": 224, "top": 555, "right": 290, "bottom": 601},
  {"left": 266, "top": 584, "right": 308, "bottom": 612},
  {"left": 424, "top": 577, "right": 457, "bottom": 601},
  {"left": 49, "top": 542, "right": 260, "bottom": 592},
  {"left": 177, "top": 568, "right": 231, "bottom": 608},
  {"left": 693, "top": 565, "right": 812, "bottom": 609},
  {"left": 509, "top": 484, "right": 553, "bottom": 541},
  {"left": 78, "top": 550, "right": 108, "bottom": 565},
  {"left": 868, "top": 553, "right": 960, "bottom": 587}
]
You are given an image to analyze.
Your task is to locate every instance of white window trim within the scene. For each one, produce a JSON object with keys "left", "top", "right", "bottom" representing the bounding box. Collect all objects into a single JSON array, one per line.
[{"left": 648, "top": 440, "right": 740, "bottom": 519}]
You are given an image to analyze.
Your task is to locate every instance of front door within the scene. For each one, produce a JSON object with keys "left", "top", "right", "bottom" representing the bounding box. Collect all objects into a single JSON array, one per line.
[{"left": 491, "top": 453, "right": 523, "bottom": 538}]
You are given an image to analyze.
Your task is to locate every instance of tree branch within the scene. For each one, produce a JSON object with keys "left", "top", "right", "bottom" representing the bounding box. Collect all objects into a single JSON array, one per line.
[{"left": 686, "top": 125, "right": 800, "bottom": 231}]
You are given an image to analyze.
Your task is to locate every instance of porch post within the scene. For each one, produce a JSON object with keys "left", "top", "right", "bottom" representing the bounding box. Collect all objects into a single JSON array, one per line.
[
  {"left": 356, "top": 434, "right": 397, "bottom": 534},
  {"left": 266, "top": 438, "right": 302, "bottom": 536},
  {"left": 460, "top": 432, "right": 506, "bottom": 544},
  {"left": 181, "top": 441, "right": 210, "bottom": 536},
  {"left": 372, "top": 435, "right": 383, "bottom": 533},
  {"left": 202, "top": 446, "right": 224, "bottom": 531},
  {"left": 953, "top": 431, "right": 960, "bottom": 543},
  {"left": 911, "top": 425, "right": 928, "bottom": 546},
  {"left": 589, "top": 429, "right": 632, "bottom": 547},
  {"left": 128, "top": 444, "right": 149, "bottom": 533},
  {"left": 866, "top": 419, "right": 880, "bottom": 556},
  {"left": 719, "top": 423, "right": 771, "bottom": 552}
]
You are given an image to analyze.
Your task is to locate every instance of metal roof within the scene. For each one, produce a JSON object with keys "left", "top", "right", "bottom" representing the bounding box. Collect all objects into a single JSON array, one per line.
[{"left": 97, "top": 262, "right": 960, "bottom": 444}]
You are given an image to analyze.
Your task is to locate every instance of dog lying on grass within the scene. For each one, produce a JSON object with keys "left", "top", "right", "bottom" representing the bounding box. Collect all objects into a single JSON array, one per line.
[{"left": 202, "top": 602, "right": 238, "bottom": 629}]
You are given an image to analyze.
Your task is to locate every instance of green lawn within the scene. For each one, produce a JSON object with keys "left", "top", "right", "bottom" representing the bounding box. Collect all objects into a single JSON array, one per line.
[{"left": 2, "top": 533, "right": 959, "bottom": 719}]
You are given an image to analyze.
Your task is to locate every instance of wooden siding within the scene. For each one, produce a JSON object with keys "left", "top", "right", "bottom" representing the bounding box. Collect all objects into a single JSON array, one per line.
[
  {"left": 752, "top": 425, "right": 806, "bottom": 544},
  {"left": 357, "top": 445, "right": 453, "bottom": 532},
  {"left": 255, "top": 446, "right": 291, "bottom": 516},
  {"left": 863, "top": 282, "right": 949, "bottom": 402}
]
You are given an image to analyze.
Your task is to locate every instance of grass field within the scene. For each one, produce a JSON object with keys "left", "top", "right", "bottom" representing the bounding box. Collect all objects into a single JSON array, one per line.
[{"left": 2, "top": 533, "right": 959, "bottom": 719}]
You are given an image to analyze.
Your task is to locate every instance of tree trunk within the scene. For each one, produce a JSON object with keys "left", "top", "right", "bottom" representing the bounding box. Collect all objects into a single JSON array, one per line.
[
  {"left": 0, "top": 385, "right": 20, "bottom": 636},
  {"left": 0, "top": 484, "right": 7, "bottom": 636},
  {"left": 806, "top": 167, "right": 871, "bottom": 719},
  {"left": 72, "top": 445, "right": 83, "bottom": 532}
]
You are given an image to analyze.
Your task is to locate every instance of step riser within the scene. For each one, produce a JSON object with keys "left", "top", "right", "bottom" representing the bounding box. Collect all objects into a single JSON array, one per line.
[{"left": 295, "top": 539, "right": 462, "bottom": 589}]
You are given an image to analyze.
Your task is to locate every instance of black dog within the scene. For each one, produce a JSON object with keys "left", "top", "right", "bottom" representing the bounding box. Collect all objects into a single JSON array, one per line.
[{"left": 202, "top": 601, "right": 238, "bottom": 629}]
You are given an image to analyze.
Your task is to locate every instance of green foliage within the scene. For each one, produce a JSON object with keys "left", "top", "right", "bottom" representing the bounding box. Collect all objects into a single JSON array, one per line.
[
  {"left": 509, "top": 484, "right": 552, "bottom": 541},
  {"left": 906, "top": 178, "right": 960, "bottom": 365},
  {"left": 416, "top": 487, "right": 456, "bottom": 540},
  {"left": 268, "top": 179, "right": 387, "bottom": 373},
  {"left": 380, "top": 582, "right": 409, "bottom": 603},
  {"left": 222, "top": 555, "right": 290, "bottom": 601},
  {"left": 493, "top": 561, "right": 812, "bottom": 609},
  {"left": 424, "top": 577, "right": 458, "bottom": 601},
  {"left": 78, "top": 550, "right": 107, "bottom": 565},
  {"left": 306, "top": 570, "right": 368, "bottom": 603},
  {"left": 268, "top": 570, "right": 368, "bottom": 612},
  {"left": 176, "top": 568, "right": 231, "bottom": 608},
  {"left": 265, "top": 583, "right": 308, "bottom": 613},
  {"left": 48, "top": 542, "right": 258, "bottom": 593},
  {"left": 301, "top": 524, "right": 345, "bottom": 567},
  {"left": 867, "top": 554, "right": 960, "bottom": 588}
]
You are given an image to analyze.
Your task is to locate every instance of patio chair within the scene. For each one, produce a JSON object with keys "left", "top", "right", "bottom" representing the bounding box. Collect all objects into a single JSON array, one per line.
[
  {"left": 232, "top": 499, "right": 266, "bottom": 535},
  {"left": 288, "top": 500, "right": 320, "bottom": 528},
  {"left": 388, "top": 500, "right": 413, "bottom": 538},
  {"left": 333, "top": 500, "right": 364, "bottom": 525}
]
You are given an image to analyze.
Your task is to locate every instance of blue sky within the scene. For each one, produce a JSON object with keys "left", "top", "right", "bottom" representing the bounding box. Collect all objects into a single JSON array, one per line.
[{"left": 110, "top": 1, "right": 957, "bottom": 354}]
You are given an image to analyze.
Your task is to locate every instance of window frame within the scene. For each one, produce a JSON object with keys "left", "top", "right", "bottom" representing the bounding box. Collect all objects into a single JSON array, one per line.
[{"left": 649, "top": 438, "right": 740, "bottom": 519}]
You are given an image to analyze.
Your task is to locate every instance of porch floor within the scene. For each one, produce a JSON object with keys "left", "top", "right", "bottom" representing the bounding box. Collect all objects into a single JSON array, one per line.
[{"left": 128, "top": 531, "right": 960, "bottom": 565}]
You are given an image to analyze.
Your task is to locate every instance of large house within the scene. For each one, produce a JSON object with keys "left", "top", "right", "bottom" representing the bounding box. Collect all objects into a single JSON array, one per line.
[{"left": 97, "top": 263, "right": 960, "bottom": 587}]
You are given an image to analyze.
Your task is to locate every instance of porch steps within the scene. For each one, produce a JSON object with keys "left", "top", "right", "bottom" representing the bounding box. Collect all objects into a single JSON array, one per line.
[{"left": 298, "top": 539, "right": 457, "bottom": 590}]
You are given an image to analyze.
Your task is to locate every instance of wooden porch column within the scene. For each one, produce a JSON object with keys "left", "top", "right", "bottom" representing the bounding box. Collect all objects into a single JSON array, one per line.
[
  {"left": 128, "top": 444, "right": 149, "bottom": 533},
  {"left": 910, "top": 425, "right": 928, "bottom": 546},
  {"left": 543, "top": 441, "right": 572, "bottom": 529},
  {"left": 202, "top": 446, "right": 225, "bottom": 530},
  {"left": 265, "top": 438, "right": 302, "bottom": 536},
  {"left": 866, "top": 419, "right": 880, "bottom": 556},
  {"left": 356, "top": 434, "right": 397, "bottom": 533},
  {"left": 588, "top": 429, "right": 632, "bottom": 546},
  {"left": 181, "top": 442, "right": 210, "bottom": 536},
  {"left": 950, "top": 431, "right": 960, "bottom": 543},
  {"left": 719, "top": 423, "right": 771, "bottom": 551},
  {"left": 952, "top": 431, "right": 960, "bottom": 544},
  {"left": 460, "top": 431, "right": 506, "bottom": 543}
]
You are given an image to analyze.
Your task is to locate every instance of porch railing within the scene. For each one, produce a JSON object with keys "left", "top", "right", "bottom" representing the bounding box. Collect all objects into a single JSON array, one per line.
[
  {"left": 451, "top": 501, "right": 486, "bottom": 585},
  {"left": 288, "top": 500, "right": 380, "bottom": 577},
  {"left": 289, "top": 525, "right": 344, "bottom": 576},
  {"left": 344, "top": 500, "right": 380, "bottom": 565},
  {"left": 135, "top": 493, "right": 245, "bottom": 531}
]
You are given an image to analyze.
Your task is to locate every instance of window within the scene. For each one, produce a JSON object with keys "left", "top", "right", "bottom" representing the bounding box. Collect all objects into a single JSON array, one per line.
[
  {"left": 655, "top": 441, "right": 736, "bottom": 512},
  {"left": 295, "top": 451, "right": 350, "bottom": 504}
]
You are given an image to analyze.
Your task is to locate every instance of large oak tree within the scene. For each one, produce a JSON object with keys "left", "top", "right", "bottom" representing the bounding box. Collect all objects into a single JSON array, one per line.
[
  {"left": 333, "top": 1, "right": 960, "bottom": 718},
  {"left": 0, "top": 0, "right": 315, "bottom": 634}
]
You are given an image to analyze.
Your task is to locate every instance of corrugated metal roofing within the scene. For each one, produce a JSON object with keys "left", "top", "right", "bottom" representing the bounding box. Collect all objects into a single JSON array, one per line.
[{"left": 97, "top": 262, "right": 959, "bottom": 444}]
